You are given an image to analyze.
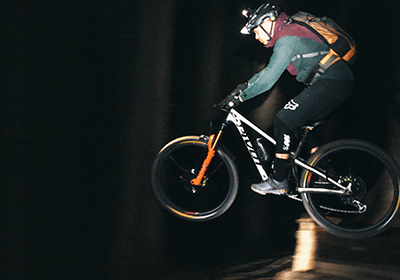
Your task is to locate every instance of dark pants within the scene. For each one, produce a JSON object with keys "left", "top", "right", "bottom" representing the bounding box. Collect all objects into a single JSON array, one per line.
[{"left": 274, "top": 79, "right": 354, "bottom": 154}]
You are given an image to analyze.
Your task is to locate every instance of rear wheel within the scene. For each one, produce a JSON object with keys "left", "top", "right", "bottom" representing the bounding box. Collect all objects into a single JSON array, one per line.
[
  {"left": 300, "top": 139, "right": 400, "bottom": 239},
  {"left": 152, "top": 135, "right": 239, "bottom": 221}
]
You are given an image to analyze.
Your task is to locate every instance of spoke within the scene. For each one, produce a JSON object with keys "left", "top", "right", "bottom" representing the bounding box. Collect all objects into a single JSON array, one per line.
[
  {"left": 165, "top": 177, "right": 187, "bottom": 188},
  {"left": 207, "top": 161, "right": 224, "bottom": 178},
  {"left": 349, "top": 159, "right": 353, "bottom": 176},
  {"left": 168, "top": 156, "right": 190, "bottom": 173}
]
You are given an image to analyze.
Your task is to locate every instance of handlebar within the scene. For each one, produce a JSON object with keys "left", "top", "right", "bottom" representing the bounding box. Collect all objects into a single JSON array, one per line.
[{"left": 213, "top": 101, "right": 231, "bottom": 112}]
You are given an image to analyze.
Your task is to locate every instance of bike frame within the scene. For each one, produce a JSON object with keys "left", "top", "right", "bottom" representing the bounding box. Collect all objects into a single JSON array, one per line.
[{"left": 221, "top": 109, "right": 352, "bottom": 195}]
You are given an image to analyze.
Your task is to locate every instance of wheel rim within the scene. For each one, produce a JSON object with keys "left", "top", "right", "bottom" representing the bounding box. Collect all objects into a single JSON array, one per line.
[{"left": 154, "top": 141, "right": 236, "bottom": 219}]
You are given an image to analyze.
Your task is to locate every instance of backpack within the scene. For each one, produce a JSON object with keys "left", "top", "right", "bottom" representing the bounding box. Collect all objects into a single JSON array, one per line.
[{"left": 289, "top": 11, "right": 356, "bottom": 85}]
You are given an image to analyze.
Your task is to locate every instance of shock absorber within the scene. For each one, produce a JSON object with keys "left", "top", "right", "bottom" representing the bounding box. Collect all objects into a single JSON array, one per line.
[{"left": 190, "top": 123, "right": 226, "bottom": 186}]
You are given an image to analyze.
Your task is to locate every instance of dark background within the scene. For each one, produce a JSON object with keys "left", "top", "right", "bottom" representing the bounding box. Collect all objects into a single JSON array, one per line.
[{"left": 1, "top": 0, "right": 400, "bottom": 279}]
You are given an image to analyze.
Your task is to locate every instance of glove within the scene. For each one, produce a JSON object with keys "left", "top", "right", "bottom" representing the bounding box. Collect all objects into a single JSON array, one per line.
[
  {"left": 219, "top": 94, "right": 241, "bottom": 109},
  {"left": 230, "top": 83, "right": 248, "bottom": 96},
  {"left": 216, "top": 83, "right": 247, "bottom": 110}
]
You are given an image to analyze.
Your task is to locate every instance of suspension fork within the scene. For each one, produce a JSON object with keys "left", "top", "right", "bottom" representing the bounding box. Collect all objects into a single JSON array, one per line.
[{"left": 190, "top": 123, "right": 226, "bottom": 186}]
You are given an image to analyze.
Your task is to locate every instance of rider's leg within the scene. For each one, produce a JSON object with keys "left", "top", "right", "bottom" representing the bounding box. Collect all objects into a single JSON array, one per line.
[
  {"left": 272, "top": 117, "right": 295, "bottom": 182},
  {"left": 277, "top": 79, "right": 354, "bottom": 155},
  {"left": 273, "top": 152, "right": 290, "bottom": 181},
  {"left": 251, "top": 118, "right": 292, "bottom": 195},
  {"left": 252, "top": 79, "right": 353, "bottom": 195}
]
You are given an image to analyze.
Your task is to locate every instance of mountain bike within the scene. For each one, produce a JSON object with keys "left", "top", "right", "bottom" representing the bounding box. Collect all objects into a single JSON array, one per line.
[{"left": 151, "top": 100, "right": 400, "bottom": 239}]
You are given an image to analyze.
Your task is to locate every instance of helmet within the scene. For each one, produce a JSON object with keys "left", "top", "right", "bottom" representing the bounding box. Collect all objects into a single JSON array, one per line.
[{"left": 240, "top": 3, "right": 281, "bottom": 34}]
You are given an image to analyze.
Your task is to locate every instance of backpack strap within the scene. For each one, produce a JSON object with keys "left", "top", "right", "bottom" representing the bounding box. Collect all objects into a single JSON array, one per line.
[
  {"left": 304, "top": 51, "right": 340, "bottom": 86},
  {"left": 291, "top": 51, "right": 330, "bottom": 62}
]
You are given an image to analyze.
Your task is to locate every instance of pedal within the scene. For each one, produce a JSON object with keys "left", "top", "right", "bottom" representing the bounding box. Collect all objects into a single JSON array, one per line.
[{"left": 285, "top": 190, "right": 302, "bottom": 202}]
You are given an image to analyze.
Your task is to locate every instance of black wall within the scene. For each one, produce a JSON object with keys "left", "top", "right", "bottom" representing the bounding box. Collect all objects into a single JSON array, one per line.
[{"left": 2, "top": 1, "right": 400, "bottom": 279}]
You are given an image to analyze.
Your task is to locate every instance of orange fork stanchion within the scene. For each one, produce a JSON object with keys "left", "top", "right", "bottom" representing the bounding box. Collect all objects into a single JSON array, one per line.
[
  {"left": 190, "top": 134, "right": 215, "bottom": 186},
  {"left": 190, "top": 129, "right": 223, "bottom": 186}
]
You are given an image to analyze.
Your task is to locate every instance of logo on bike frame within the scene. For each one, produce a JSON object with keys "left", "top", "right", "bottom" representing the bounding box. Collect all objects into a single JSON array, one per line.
[{"left": 227, "top": 112, "right": 268, "bottom": 181}]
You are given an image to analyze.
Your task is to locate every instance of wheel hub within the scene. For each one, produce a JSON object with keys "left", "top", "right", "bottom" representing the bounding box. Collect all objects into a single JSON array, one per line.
[
  {"left": 340, "top": 175, "right": 366, "bottom": 206},
  {"left": 182, "top": 169, "right": 207, "bottom": 193}
]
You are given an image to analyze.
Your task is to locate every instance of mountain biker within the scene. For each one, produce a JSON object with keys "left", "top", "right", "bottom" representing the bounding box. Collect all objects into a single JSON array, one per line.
[{"left": 222, "top": 3, "right": 354, "bottom": 195}]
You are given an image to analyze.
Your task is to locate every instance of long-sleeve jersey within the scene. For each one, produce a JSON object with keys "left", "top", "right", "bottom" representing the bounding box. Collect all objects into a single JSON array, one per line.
[{"left": 239, "top": 14, "right": 354, "bottom": 102}]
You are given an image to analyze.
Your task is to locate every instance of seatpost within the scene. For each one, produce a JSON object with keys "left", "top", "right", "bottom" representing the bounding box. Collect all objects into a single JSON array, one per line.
[{"left": 294, "top": 129, "right": 310, "bottom": 158}]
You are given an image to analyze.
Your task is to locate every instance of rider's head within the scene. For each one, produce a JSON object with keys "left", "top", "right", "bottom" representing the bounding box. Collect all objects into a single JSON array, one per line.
[{"left": 240, "top": 3, "right": 281, "bottom": 44}]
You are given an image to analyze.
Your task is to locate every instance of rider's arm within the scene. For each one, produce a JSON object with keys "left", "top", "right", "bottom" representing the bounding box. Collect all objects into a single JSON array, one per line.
[{"left": 239, "top": 37, "right": 297, "bottom": 102}]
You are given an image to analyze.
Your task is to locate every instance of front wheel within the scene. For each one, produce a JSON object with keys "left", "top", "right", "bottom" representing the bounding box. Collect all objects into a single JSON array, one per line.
[
  {"left": 300, "top": 139, "right": 400, "bottom": 239},
  {"left": 152, "top": 135, "right": 239, "bottom": 221}
]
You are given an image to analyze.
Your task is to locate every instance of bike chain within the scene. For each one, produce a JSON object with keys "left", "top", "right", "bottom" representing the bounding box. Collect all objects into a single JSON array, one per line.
[{"left": 318, "top": 205, "right": 364, "bottom": 214}]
